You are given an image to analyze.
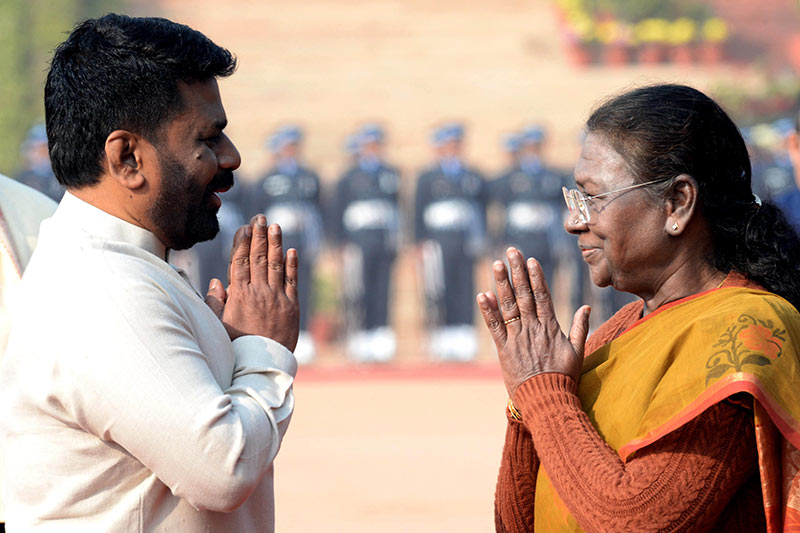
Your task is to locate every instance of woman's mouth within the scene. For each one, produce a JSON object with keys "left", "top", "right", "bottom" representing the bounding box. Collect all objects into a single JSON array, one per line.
[{"left": 580, "top": 246, "right": 599, "bottom": 262}]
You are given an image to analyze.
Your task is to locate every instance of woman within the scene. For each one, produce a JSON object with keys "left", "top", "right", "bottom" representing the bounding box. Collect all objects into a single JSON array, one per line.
[{"left": 479, "top": 84, "right": 800, "bottom": 532}]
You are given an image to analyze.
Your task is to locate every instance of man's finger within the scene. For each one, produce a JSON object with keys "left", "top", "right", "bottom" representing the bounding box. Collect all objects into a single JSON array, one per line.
[
  {"left": 568, "top": 305, "right": 591, "bottom": 359},
  {"left": 227, "top": 224, "right": 247, "bottom": 285},
  {"left": 527, "top": 257, "right": 555, "bottom": 321},
  {"left": 506, "top": 247, "right": 535, "bottom": 319},
  {"left": 230, "top": 224, "right": 252, "bottom": 286},
  {"left": 285, "top": 248, "right": 298, "bottom": 302},
  {"left": 249, "top": 215, "right": 269, "bottom": 286},
  {"left": 267, "top": 224, "right": 284, "bottom": 289},
  {"left": 477, "top": 292, "right": 507, "bottom": 349},
  {"left": 205, "top": 278, "right": 226, "bottom": 319},
  {"left": 493, "top": 259, "right": 520, "bottom": 323}
]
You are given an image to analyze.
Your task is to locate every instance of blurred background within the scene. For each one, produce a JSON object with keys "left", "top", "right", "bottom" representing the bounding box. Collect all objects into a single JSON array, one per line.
[{"left": 4, "top": 0, "right": 800, "bottom": 530}]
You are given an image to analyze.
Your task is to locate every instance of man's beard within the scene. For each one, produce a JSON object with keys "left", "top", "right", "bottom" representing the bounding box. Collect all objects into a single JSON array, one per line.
[{"left": 147, "top": 154, "right": 234, "bottom": 251}]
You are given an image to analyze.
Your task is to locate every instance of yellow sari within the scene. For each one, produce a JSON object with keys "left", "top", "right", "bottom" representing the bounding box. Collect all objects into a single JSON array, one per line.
[{"left": 534, "top": 286, "right": 800, "bottom": 532}]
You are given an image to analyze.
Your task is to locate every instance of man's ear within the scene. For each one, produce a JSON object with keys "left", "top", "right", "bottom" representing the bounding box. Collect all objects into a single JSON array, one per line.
[
  {"left": 104, "top": 130, "right": 148, "bottom": 190},
  {"left": 664, "top": 173, "right": 699, "bottom": 235}
]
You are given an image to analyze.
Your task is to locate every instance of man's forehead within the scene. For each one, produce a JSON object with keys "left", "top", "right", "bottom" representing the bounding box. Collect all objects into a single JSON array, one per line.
[{"left": 176, "top": 79, "right": 227, "bottom": 126}]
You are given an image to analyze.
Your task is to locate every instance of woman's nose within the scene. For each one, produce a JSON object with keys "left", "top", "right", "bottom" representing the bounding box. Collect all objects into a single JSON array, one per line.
[{"left": 563, "top": 210, "right": 587, "bottom": 234}]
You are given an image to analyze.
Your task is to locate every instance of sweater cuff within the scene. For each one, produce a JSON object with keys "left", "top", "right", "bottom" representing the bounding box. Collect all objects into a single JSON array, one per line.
[{"left": 513, "top": 373, "right": 578, "bottom": 421}]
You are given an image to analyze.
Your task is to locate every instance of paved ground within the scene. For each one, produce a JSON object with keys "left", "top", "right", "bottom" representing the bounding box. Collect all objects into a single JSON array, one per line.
[{"left": 274, "top": 364, "right": 507, "bottom": 532}]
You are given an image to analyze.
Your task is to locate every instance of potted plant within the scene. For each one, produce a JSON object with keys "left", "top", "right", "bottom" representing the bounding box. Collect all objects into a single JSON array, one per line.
[
  {"left": 667, "top": 17, "right": 696, "bottom": 64},
  {"left": 699, "top": 17, "right": 728, "bottom": 65},
  {"left": 596, "top": 17, "right": 632, "bottom": 66},
  {"left": 562, "top": 8, "right": 599, "bottom": 66},
  {"left": 634, "top": 18, "right": 669, "bottom": 64}
]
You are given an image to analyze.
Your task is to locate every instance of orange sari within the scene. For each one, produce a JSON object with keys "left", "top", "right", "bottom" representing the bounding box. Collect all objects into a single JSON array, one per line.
[{"left": 534, "top": 286, "right": 800, "bottom": 531}]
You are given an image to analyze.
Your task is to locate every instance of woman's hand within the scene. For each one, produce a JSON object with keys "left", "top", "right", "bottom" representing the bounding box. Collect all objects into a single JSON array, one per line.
[{"left": 477, "top": 247, "right": 591, "bottom": 396}]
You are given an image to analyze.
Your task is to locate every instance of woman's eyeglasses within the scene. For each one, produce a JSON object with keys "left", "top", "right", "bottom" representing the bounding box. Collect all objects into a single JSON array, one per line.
[{"left": 562, "top": 177, "right": 673, "bottom": 224}]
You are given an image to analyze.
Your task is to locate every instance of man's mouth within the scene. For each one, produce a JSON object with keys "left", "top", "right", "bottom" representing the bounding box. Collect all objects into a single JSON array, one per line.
[
  {"left": 212, "top": 183, "right": 232, "bottom": 194},
  {"left": 204, "top": 173, "right": 235, "bottom": 208},
  {"left": 206, "top": 171, "right": 235, "bottom": 197}
]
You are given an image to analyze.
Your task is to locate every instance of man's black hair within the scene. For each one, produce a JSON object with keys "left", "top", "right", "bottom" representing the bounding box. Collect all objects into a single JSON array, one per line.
[{"left": 45, "top": 13, "right": 236, "bottom": 188}]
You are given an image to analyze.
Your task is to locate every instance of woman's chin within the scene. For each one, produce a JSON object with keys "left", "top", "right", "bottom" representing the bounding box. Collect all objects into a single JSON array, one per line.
[{"left": 587, "top": 266, "right": 612, "bottom": 289}]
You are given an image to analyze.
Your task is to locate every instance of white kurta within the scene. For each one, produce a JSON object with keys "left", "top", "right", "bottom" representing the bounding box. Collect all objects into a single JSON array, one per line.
[{"left": 1, "top": 192, "right": 296, "bottom": 532}]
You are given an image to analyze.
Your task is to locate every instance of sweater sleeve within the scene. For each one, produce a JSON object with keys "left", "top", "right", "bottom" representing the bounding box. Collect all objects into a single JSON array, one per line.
[
  {"left": 495, "top": 417, "right": 539, "bottom": 533},
  {"left": 513, "top": 373, "right": 758, "bottom": 532},
  {"left": 494, "top": 301, "right": 645, "bottom": 532}
]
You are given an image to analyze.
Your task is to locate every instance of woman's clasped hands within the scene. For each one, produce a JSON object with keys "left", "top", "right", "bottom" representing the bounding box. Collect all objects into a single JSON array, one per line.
[{"left": 477, "top": 247, "right": 592, "bottom": 396}]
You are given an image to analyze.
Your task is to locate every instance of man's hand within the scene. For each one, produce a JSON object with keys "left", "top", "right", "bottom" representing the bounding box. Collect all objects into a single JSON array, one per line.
[{"left": 206, "top": 214, "right": 300, "bottom": 351}]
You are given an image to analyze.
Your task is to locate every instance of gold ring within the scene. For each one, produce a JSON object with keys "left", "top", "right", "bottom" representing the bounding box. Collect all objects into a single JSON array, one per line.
[{"left": 503, "top": 315, "right": 521, "bottom": 325}]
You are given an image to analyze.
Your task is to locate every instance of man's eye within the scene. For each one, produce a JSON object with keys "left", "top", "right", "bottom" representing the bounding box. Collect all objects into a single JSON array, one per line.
[{"left": 202, "top": 135, "right": 222, "bottom": 147}]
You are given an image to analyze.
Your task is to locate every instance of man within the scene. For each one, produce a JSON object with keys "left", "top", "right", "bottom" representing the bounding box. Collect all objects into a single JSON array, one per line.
[
  {"left": 249, "top": 125, "right": 322, "bottom": 364},
  {"left": 15, "top": 124, "right": 64, "bottom": 202},
  {"left": 748, "top": 119, "right": 796, "bottom": 206},
  {"left": 414, "top": 123, "right": 486, "bottom": 361},
  {"left": 1, "top": 14, "right": 299, "bottom": 531},
  {"left": 775, "top": 113, "right": 800, "bottom": 234},
  {"left": 333, "top": 124, "right": 401, "bottom": 363}
]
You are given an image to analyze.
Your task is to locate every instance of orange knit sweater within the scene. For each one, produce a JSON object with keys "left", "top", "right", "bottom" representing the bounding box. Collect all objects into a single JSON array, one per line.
[{"left": 495, "top": 277, "right": 767, "bottom": 532}]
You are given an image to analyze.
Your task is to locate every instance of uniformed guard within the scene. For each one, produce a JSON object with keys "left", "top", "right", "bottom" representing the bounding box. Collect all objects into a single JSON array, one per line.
[
  {"left": 250, "top": 125, "right": 322, "bottom": 364},
  {"left": 772, "top": 114, "right": 800, "bottom": 234},
  {"left": 748, "top": 120, "right": 796, "bottom": 202},
  {"left": 334, "top": 124, "right": 401, "bottom": 363},
  {"left": 414, "top": 122, "right": 486, "bottom": 361},
  {"left": 489, "top": 125, "right": 566, "bottom": 288},
  {"left": 16, "top": 124, "right": 64, "bottom": 202}
]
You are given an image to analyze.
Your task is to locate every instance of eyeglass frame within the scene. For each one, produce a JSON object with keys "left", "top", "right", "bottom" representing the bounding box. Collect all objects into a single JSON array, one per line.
[{"left": 562, "top": 177, "right": 673, "bottom": 224}]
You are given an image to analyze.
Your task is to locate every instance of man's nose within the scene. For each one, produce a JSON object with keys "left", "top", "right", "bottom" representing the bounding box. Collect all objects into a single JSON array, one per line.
[{"left": 219, "top": 135, "right": 241, "bottom": 170}]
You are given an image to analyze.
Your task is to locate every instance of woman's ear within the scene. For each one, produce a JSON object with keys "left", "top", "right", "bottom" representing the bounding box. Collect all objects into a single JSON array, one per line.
[
  {"left": 103, "top": 130, "right": 147, "bottom": 190},
  {"left": 665, "top": 174, "right": 698, "bottom": 236}
]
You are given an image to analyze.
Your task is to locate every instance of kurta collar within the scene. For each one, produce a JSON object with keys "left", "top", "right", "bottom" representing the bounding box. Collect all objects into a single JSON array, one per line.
[{"left": 56, "top": 192, "right": 168, "bottom": 260}]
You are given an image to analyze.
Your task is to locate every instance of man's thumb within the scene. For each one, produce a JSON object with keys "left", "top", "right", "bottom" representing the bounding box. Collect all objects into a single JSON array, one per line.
[{"left": 205, "top": 278, "right": 226, "bottom": 319}]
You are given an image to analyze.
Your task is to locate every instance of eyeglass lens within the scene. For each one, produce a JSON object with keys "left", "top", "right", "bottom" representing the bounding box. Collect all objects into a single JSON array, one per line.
[{"left": 562, "top": 187, "right": 590, "bottom": 224}]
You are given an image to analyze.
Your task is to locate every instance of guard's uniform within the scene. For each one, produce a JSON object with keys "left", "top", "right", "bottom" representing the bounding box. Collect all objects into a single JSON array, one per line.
[
  {"left": 490, "top": 160, "right": 565, "bottom": 287},
  {"left": 250, "top": 126, "right": 322, "bottom": 364},
  {"left": 334, "top": 142, "right": 401, "bottom": 362},
  {"left": 746, "top": 120, "right": 796, "bottom": 202},
  {"left": 415, "top": 126, "right": 486, "bottom": 360},
  {"left": 251, "top": 163, "right": 322, "bottom": 331}
]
